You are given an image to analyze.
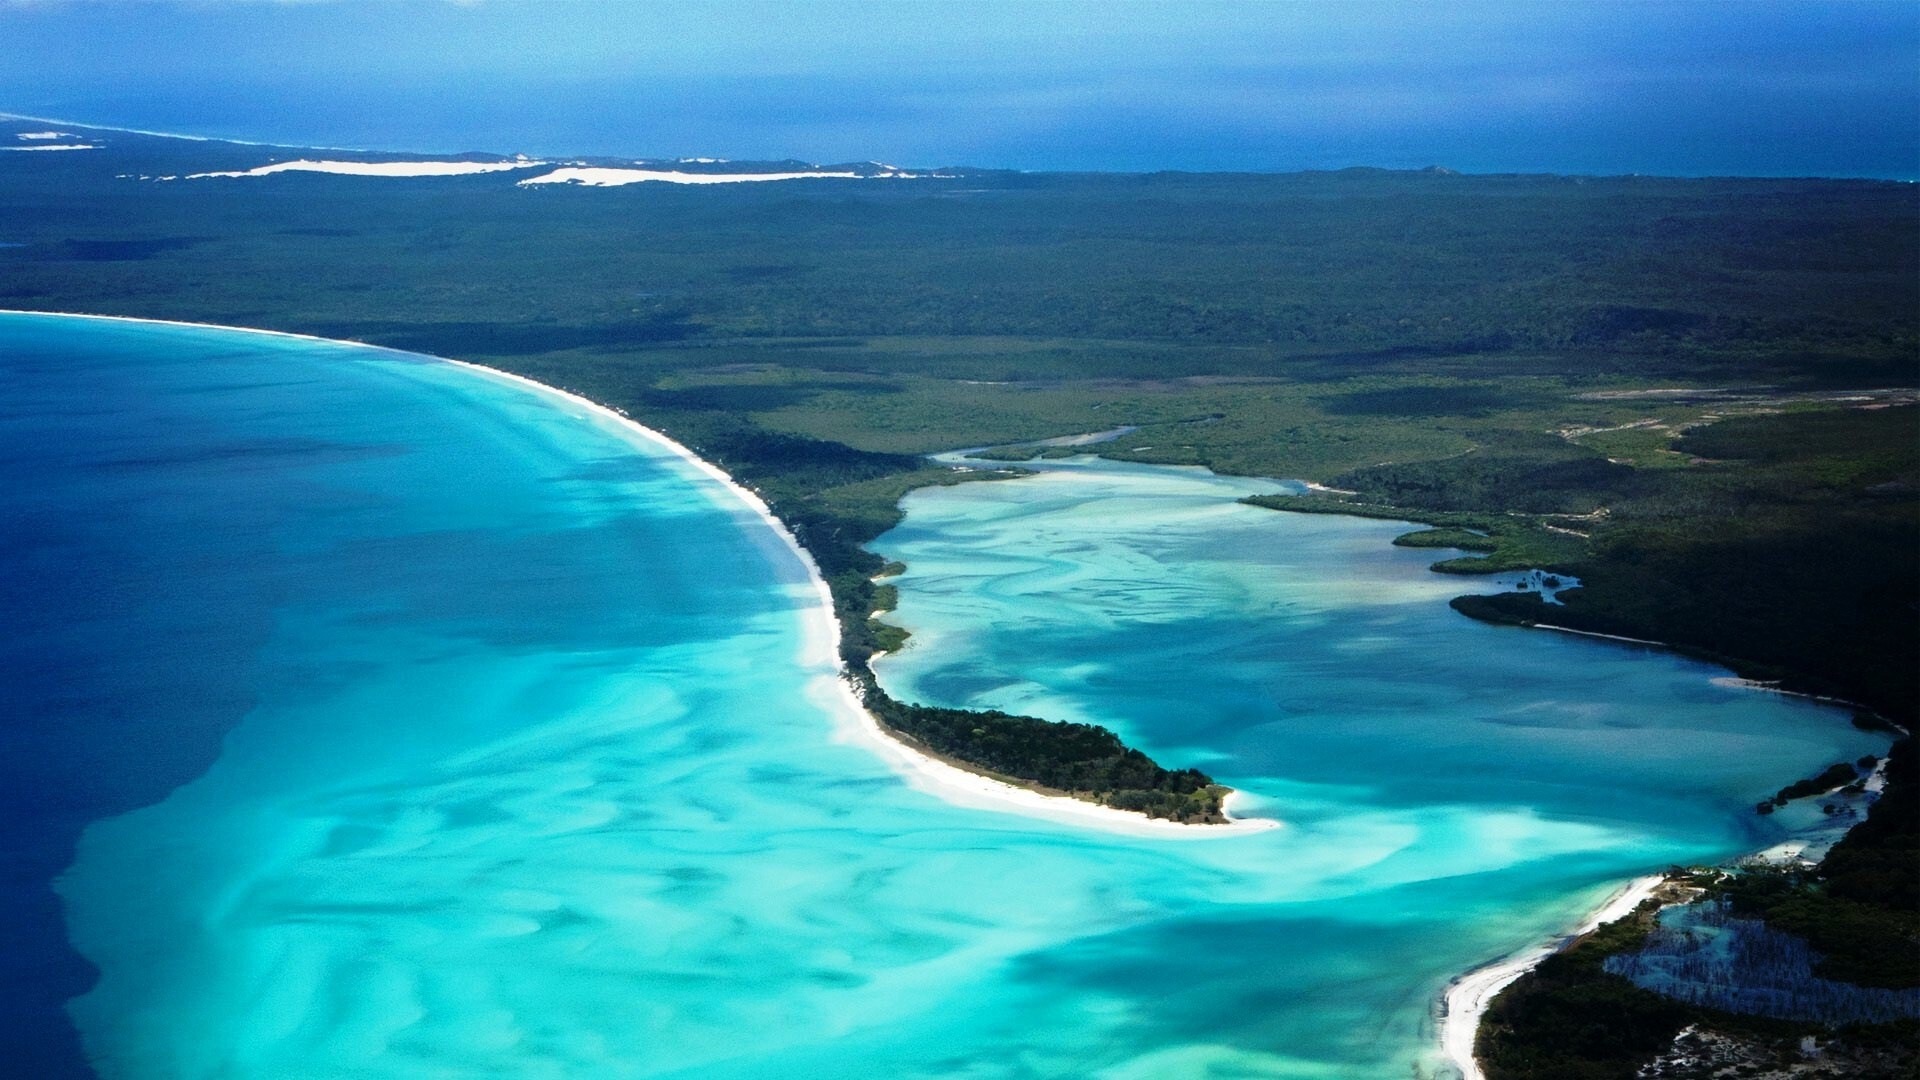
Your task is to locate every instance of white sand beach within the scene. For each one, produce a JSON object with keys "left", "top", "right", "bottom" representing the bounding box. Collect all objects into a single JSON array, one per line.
[
  {"left": 184, "top": 159, "right": 544, "bottom": 179},
  {"left": 1440, "top": 874, "right": 1663, "bottom": 1080},
  {"left": 1, "top": 309, "right": 1276, "bottom": 841},
  {"left": 518, "top": 166, "right": 872, "bottom": 187},
  {"left": 1532, "top": 623, "right": 1670, "bottom": 648},
  {"left": 1709, "top": 675, "right": 1903, "bottom": 730}
]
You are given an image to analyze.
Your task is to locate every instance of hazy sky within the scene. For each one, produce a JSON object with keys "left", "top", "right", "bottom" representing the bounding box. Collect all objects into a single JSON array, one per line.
[{"left": 1, "top": 0, "right": 1915, "bottom": 177}]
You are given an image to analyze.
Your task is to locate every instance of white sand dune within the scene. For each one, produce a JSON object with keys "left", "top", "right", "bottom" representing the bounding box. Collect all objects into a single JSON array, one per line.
[
  {"left": 519, "top": 166, "right": 870, "bottom": 187},
  {"left": 184, "top": 159, "right": 543, "bottom": 179}
]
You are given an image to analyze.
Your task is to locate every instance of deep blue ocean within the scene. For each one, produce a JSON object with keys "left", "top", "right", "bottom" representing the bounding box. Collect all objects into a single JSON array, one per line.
[
  {"left": 0, "top": 313, "right": 1884, "bottom": 1078},
  {"left": 11, "top": 75, "right": 1918, "bottom": 180},
  {"left": 5, "top": 0, "right": 1916, "bottom": 178}
]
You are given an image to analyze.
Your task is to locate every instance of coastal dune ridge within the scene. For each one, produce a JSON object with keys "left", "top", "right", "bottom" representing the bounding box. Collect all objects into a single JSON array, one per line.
[
  {"left": 1, "top": 309, "right": 1274, "bottom": 839},
  {"left": 183, "top": 159, "right": 546, "bottom": 179},
  {"left": 518, "top": 166, "right": 872, "bottom": 186}
]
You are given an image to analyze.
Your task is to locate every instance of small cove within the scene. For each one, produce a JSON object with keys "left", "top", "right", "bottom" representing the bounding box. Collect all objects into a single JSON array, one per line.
[{"left": 867, "top": 451, "right": 1887, "bottom": 1074}]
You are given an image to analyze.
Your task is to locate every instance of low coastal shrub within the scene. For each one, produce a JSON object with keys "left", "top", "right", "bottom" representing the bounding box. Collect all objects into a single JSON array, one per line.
[{"left": 851, "top": 673, "right": 1229, "bottom": 823}]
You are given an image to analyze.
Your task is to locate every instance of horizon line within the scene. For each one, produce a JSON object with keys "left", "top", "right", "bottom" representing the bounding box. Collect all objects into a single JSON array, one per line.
[{"left": 6, "top": 109, "right": 1914, "bottom": 186}]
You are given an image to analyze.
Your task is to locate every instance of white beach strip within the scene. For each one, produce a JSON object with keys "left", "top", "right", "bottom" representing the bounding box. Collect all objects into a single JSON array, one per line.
[
  {"left": 518, "top": 167, "right": 868, "bottom": 187},
  {"left": 1707, "top": 675, "right": 1903, "bottom": 729},
  {"left": 0, "top": 111, "right": 227, "bottom": 144},
  {"left": 3, "top": 144, "right": 96, "bottom": 151},
  {"left": 1531, "top": 629, "right": 1907, "bottom": 735},
  {"left": 0, "top": 309, "right": 1279, "bottom": 840},
  {"left": 1439, "top": 874, "right": 1663, "bottom": 1080},
  {"left": 15, "top": 131, "right": 74, "bottom": 140},
  {"left": 0, "top": 111, "right": 386, "bottom": 152},
  {"left": 1531, "top": 623, "right": 1669, "bottom": 648},
  {"left": 184, "top": 159, "right": 544, "bottom": 179}
]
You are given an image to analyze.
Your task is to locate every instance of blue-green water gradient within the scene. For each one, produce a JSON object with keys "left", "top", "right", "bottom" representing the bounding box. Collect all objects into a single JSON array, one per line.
[{"left": 1, "top": 314, "right": 1880, "bottom": 1078}]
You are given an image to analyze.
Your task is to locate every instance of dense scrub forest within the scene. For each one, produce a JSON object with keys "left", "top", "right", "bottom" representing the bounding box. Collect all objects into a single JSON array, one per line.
[{"left": 1480, "top": 740, "right": 1919, "bottom": 1079}]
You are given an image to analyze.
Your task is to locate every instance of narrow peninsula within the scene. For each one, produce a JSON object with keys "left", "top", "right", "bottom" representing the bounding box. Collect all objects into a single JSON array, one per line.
[{"left": 755, "top": 458, "right": 1239, "bottom": 824}]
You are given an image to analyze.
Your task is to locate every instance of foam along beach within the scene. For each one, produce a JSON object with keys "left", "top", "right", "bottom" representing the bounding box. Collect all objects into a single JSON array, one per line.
[
  {"left": 518, "top": 166, "right": 907, "bottom": 186},
  {"left": 183, "top": 159, "right": 545, "bottom": 179},
  {"left": 1440, "top": 875, "right": 1665, "bottom": 1080},
  {"left": 2, "top": 309, "right": 1271, "bottom": 841}
]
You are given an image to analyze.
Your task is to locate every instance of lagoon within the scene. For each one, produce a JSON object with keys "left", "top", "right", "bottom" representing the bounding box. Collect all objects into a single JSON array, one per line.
[{"left": 0, "top": 313, "right": 1881, "bottom": 1078}]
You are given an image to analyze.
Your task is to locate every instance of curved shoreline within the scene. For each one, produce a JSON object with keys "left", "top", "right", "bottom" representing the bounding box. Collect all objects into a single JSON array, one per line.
[
  {"left": 1245, "top": 490, "right": 1901, "bottom": 1074},
  {"left": 0, "top": 110, "right": 378, "bottom": 152},
  {"left": 1439, "top": 874, "right": 1665, "bottom": 1080},
  {"left": 440, "top": 360, "right": 1275, "bottom": 839},
  {"left": 1, "top": 309, "right": 1275, "bottom": 839},
  {"left": 1533, "top": 626, "right": 1904, "bottom": 733}
]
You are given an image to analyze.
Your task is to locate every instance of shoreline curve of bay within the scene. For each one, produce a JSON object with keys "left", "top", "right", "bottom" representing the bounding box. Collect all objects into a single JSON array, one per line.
[{"left": 0, "top": 308, "right": 1270, "bottom": 840}]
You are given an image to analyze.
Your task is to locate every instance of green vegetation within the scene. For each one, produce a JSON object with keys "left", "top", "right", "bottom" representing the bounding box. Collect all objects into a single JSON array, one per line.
[
  {"left": 1758, "top": 762, "right": 1866, "bottom": 814},
  {"left": 1477, "top": 896, "right": 1695, "bottom": 1080},
  {"left": 1421, "top": 403, "right": 1920, "bottom": 722},
  {"left": 1388, "top": 527, "right": 1498, "bottom": 553},
  {"left": 1715, "top": 866, "right": 1919, "bottom": 990},
  {"left": 1720, "top": 739, "right": 1920, "bottom": 990},
  {"left": 1480, "top": 875, "right": 1919, "bottom": 1077},
  {"left": 1240, "top": 494, "right": 1588, "bottom": 573},
  {"left": 1823, "top": 739, "right": 1920, "bottom": 915},
  {"left": 1482, "top": 739, "right": 1919, "bottom": 1076},
  {"left": 857, "top": 683, "right": 1227, "bottom": 822}
]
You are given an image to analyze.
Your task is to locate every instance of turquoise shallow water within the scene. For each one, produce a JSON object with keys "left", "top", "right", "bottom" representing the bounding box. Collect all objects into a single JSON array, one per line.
[
  {"left": 2, "top": 314, "right": 1883, "bottom": 1079},
  {"left": 867, "top": 455, "right": 1888, "bottom": 1074}
]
